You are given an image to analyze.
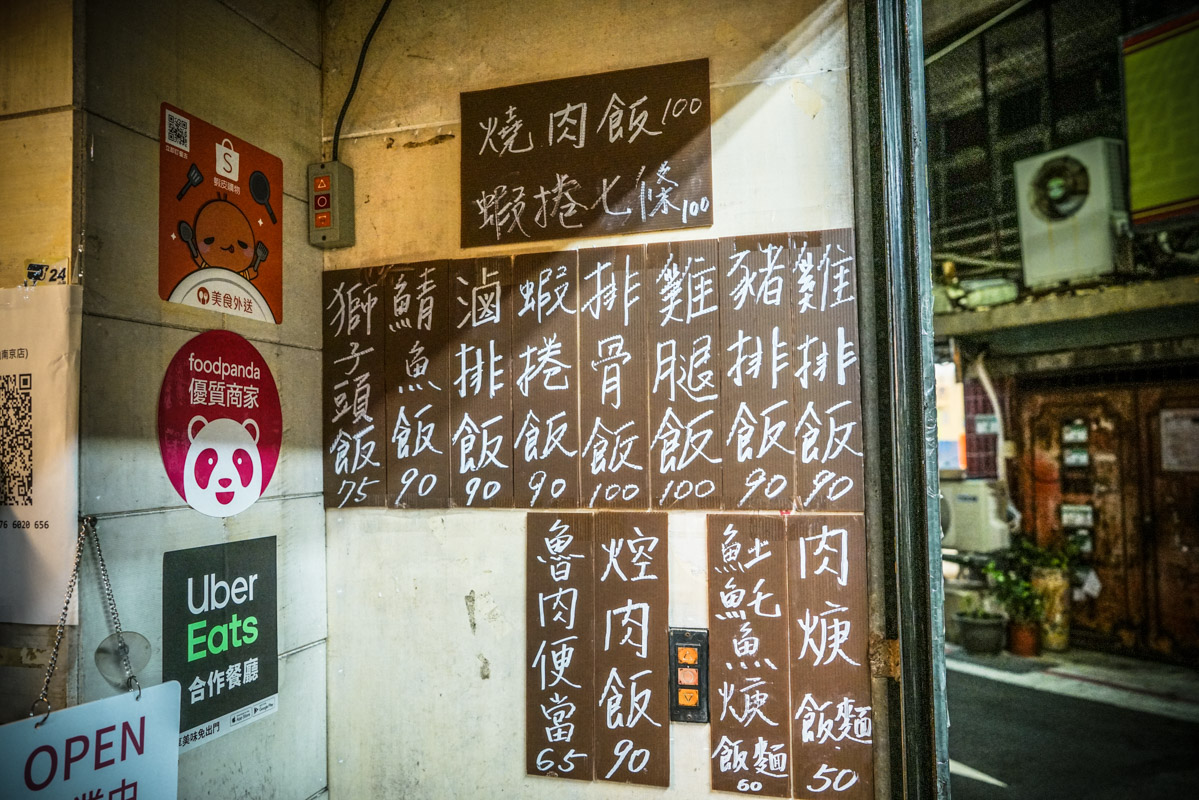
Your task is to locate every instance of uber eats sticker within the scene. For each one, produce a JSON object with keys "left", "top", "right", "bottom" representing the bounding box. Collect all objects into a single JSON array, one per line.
[{"left": 163, "top": 537, "right": 278, "bottom": 752}]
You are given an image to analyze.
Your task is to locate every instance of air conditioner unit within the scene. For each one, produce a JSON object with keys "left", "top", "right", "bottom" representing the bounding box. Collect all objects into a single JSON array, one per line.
[
  {"left": 1015, "top": 137, "right": 1129, "bottom": 287},
  {"left": 940, "top": 478, "right": 1009, "bottom": 553}
]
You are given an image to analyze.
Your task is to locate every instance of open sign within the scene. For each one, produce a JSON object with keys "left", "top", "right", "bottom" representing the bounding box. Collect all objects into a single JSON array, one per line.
[{"left": 0, "top": 682, "right": 180, "bottom": 798}]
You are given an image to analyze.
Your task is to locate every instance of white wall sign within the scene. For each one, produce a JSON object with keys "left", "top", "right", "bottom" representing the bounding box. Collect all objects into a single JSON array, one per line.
[
  {"left": 1160, "top": 409, "right": 1199, "bottom": 472},
  {"left": 0, "top": 682, "right": 180, "bottom": 799},
  {"left": 0, "top": 285, "right": 82, "bottom": 625}
]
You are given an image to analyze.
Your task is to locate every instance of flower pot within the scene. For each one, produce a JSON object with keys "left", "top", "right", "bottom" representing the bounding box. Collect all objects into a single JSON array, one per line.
[
  {"left": 955, "top": 613, "right": 1006, "bottom": 655},
  {"left": 1007, "top": 621, "right": 1040, "bottom": 657},
  {"left": 1032, "top": 567, "right": 1070, "bottom": 651}
]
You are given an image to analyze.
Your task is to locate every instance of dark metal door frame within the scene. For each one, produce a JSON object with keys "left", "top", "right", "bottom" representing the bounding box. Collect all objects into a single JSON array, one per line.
[{"left": 849, "top": 1, "right": 951, "bottom": 797}]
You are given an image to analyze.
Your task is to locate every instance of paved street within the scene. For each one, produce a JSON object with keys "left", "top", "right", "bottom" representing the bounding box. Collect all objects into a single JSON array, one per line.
[{"left": 947, "top": 661, "right": 1199, "bottom": 799}]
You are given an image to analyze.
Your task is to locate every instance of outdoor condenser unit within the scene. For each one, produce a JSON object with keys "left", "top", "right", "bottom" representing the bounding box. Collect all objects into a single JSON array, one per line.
[
  {"left": 940, "top": 478, "right": 1009, "bottom": 553},
  {"left": 1014, "top": 137, "right": 1129, "bottom": 287}
]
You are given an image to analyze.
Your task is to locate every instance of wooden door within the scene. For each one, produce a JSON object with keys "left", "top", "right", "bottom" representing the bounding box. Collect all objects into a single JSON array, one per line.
[
  {"left": 1139, "top": 383, "right": 1199, "bottom": 665},
  {"left": 1017, "top": 387, "right": 1144, "bottom": 652}
]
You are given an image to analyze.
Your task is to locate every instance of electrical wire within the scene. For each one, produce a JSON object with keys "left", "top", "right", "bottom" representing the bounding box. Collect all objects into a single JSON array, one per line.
[{"left": 332, "top": 0, "right": 393, "bottom": 162}]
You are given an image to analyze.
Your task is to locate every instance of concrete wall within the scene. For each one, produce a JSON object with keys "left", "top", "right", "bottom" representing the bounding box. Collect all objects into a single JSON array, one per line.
[
  {"left": 0, "top": 0, "right": 77, "bottom": 727},
  {"left": 72, "top": 2, "right": 327, "bottom": 798},
  {"left": 0, "top": 0, "right": 75, "bottom": 288},
  {"left": 321, "top": 1, "right": 855, "bottom": 796}
]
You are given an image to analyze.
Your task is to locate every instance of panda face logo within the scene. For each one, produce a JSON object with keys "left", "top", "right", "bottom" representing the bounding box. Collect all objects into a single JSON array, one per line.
[{"left": 182, "top": 416, "right": 264, "bottom": 517}]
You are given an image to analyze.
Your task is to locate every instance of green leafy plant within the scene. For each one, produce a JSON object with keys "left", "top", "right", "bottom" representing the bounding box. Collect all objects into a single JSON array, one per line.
[
  {"left": 955, "top": 590, "right": 1003, "bottom": 620},
  {"left": 983, "top": 559, "right": 1044, "bottom": 624}
]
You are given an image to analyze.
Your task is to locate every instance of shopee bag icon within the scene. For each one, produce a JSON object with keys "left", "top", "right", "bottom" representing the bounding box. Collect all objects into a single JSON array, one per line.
[{"left": 216, "top": 137, "right": 240, "bottom": 181}]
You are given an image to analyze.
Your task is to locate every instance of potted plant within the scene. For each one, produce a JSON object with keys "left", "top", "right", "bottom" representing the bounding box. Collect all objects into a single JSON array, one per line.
[
  {"left": 953, "top": 592, "right": 1006, "bottom": 656},
  {"left": 1006, "top": 535, "right": 1077, "bottom": 652},
  {"left": 984, "top": 559, "right": 1044, "bottom": 657}
]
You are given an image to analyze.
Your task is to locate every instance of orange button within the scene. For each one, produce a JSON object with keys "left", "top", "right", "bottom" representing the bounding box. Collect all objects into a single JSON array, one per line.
[
  {"left": 677, "top": 646, "right": 698, "bottom": 665},
  {"left": 678, "top": 688, "right": 699, "bottom": 707},
  {"left": 314, "top": 211, "right": 332, "bottom": 228},
  {"left": 313, "top": 175, "right": 331, "bottom": 192},
  {"left": 678, "top": 667, "right": 699, "bottom": 686}
]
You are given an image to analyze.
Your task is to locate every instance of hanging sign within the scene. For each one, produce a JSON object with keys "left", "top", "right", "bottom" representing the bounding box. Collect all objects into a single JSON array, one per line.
[
  {"left": 0, "top": 681, "right": 181, "bottom": 799},
  {"left": 158, "top": 103, "right": 284, "bottom": 323},
  {"left": 162, "top": 537, "right": 278, "bottom": 752},
  {"left": 157, "top": 330, "right": 282, "bottom": 518}
]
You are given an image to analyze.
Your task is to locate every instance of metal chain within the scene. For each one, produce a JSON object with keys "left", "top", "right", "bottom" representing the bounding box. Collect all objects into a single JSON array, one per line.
[
  {"left": 89, "top": 517, "right": 139, "bottom": 697},
  {"left": 30, "top": 516, "right": 139, "bottom": 727},
  {"left": 30, "top": 518, "right": 90, "bottom": 726}
]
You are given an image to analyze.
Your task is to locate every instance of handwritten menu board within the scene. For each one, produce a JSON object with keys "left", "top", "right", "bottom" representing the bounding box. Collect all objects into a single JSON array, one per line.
[
  {"left": 322, "top": 229, "right": 864, "bottom": 512},
  {"left": 512, "top": 252, "right": 582, "bottom": 507},
  {"left": 460, "top": 59, "right": 713, "bottom": 247},
  {"left": 578, "top": 246, "right": 650, "bottom": 509},
  {"left": 708, "top": 515, "right": 792, "bottom": 797},
  {"left": 707, "top": 514, "right": 873, "bottom": 797},
  {"left": 527, "top": 513, "right": 669, "bottom": 786},
  {"left": 323, "top": 269, "right": 386, "bottom": 508},
  {"left": 384, "top": 261, "right": 451, "bottom": 508},
  {"left": 527, "top": 513, "right": 595, "bottom": 780},
  {"left": 788, "top": 514, "right": 872, "bottom": 798}
]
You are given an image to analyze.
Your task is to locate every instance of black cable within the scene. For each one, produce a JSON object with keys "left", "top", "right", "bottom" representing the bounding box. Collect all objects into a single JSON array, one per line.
[{"left": 332, "top": 0, "right": 393, "bottom": 162}]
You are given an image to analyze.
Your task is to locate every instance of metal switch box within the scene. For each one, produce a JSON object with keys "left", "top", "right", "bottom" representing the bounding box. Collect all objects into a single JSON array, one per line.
[
  {"left": 668, "top": 628, "right": 709, "bottom": 723},
  {"left": 307, "top": 161, "right": 355, "bottom": 248}
]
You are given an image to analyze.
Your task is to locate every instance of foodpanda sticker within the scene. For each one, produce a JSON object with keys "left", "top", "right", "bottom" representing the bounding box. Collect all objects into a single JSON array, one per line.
[{"left": 158, "top": 331, "right": 281, "bottom": 517}]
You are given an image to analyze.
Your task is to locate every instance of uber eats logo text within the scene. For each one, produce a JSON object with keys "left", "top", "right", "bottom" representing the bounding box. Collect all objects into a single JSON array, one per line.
[
  {"left": 163, "top": 536, "right": 278, "bottom": 734},
  {"left": 187, "top": 572, "right": 260, "bottom": 661}
]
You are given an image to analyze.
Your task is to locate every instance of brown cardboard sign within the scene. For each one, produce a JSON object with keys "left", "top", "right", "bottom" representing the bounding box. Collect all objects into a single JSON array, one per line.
[
  {"left": 460, "top": 59, "right": 713, "bottom": 247},
  {"left": 383, "top": 261, "right": 452, "bottom": 508},
  {"left": 512, "top": 252, "right": 581, "bottom": 508},
  {"left": 448, "top": 258, "right": 514, "bottom": 507},
  {"left": 323, "top": 269, "right": 386, "bottom": 507},
  {"left": 647, "top": 239, "right": 724, "bottom": 509},
  {"left": 527, "top": 513, "right": 596, "bottom": 780},
  {"left": 718, "top": 235, "right": 798, "bottom": 510},
  {"left": 708, "top": 515, "right": 792, "bottom": 797},
  {"left": 593, "top": 512, "right": 670, "bottom": 787},
  {"left": 577, "top": 245, "right": 651, "bottom": 509},
  {"left": 787, "top": 514, "right": 873, "bottom": 798},
  {"left": 158, "top": 103, "right": 283, "bottom": 323},
  {"left": 789, "top": 230, "right": 864, "bottom": 513}
]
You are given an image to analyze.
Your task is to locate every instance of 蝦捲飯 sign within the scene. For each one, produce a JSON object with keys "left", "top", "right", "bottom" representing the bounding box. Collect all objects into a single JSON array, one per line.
[
  {"left": 158, "top": 330, "right": 282, "bottom": 518},
  {"left": 162, "top": 537, "right": 278, "bottom": 752},
  {"left": 159, "top": 103, "right": 284, "bottom": 323}
]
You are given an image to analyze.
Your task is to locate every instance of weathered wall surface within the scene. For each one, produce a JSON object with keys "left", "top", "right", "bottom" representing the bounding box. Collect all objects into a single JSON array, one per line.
[
  {"left": 322, "top": 1, "right": 854, "bottom": 797},
  {"left": 0, "top": 0, "right": 76, "bottom": 726},
  {"left": 73, "top": 1, "right": 327, "bottom": 798},
  {"left": 0, "top": 0, "right": 74, "bottom": 288}
]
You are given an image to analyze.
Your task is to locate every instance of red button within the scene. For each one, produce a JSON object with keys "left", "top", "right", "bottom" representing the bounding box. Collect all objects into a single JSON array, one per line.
[
  {"left": 314, "top": 192, "right": 331, "bottom": 210},
  {"left": 678, "top": 667, "right": 699, "bottom": 686},
  {"left": 314, "top": 211, "right": 331, "bottom": 228}
]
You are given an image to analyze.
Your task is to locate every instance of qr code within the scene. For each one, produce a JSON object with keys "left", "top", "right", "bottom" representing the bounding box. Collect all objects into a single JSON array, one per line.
[
  {"left": 1, "top": 373, "right": 33, "bottom": 506},
  {"left": 166, "top": 109, "right": 190, "bottom": 151}
]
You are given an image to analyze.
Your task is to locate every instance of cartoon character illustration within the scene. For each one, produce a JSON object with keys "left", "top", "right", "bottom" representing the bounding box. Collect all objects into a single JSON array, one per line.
[
  {"left": 178, "top": 193, "right": 269, "bottom": 281},
  {"left": 183, "top": 415, "right": 264, "bottom": 517}
]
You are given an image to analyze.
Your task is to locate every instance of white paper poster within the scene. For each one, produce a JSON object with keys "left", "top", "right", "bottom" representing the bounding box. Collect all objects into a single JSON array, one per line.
[
  {"left": 1160, "top": 408, "right": 1199, "bottom": 472},
  {"left": 0, "top": 285, "right": 82, "bottom": 624}
]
